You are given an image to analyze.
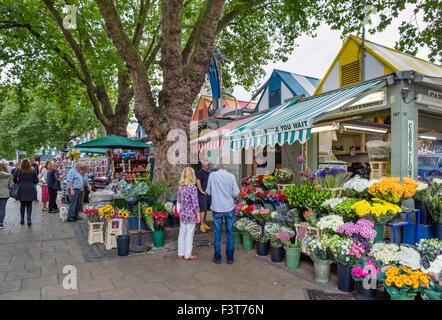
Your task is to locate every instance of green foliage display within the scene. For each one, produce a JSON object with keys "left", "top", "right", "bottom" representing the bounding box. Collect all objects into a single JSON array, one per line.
[
  {"left": 333, "top": 198, "right": 359, "bottom": 222},
  {"left": 286, "top": 184, "right": 332, "bottom": 213}
]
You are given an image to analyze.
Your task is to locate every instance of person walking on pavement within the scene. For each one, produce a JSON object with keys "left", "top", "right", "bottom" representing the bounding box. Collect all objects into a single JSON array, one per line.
[
  {"left": 177, "top": 167, "right": 200, "bottom": 261},
  {"left": 196, "top": 160, "right": 211, "bottom": 233},
  {"left": 66, "top": 163, "right": 84, "bottom": 222},
  {"left": 47, "top": 162, "right": 65, "bottom": 213},
  {"left": 13, "top": 159, "right": 38, "bottom": 227},
  {"left": 0, "top": 163, "right": 13, "bottom": 229},
  {"left": 40, "top": 161, "right": 52, "bottom": 211},
  {"left": 78, "top": 165, "right": 90, "bottom": 215},
  {"left": 206, "top": 162, "right": 240, "bottom": 264},
  {"left": 29, "top": 158, "right": 39, "bottom": 203}
]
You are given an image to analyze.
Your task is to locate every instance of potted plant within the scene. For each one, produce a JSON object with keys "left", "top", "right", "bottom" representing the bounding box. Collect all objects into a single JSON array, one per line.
[
  {"left": 281, "top": 232, "right": 301, "bottom": 270},
  {"left": 377, "top": 265, "right": 431, "bottom": 300},
  {"left": 266, "top": 223, "right": 295, "bottom": 263},
  {"left": 235, "top": 217, "right": 254, "bottom": 250},
  {"left": 307, "top": 236, "right": 334, "bottom": 283},
  {"left": 273, "top": 168, "right": 294, "bottom": 185},
  {"left": 351, "top": 258, "right": 382, "bottom": 300},
  {"left": 164, "top": 201, "right": 178, "bottom": 228}
]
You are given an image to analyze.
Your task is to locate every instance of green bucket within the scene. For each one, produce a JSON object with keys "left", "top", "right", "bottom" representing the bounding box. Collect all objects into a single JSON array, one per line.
[
  {"left": 373, "top": 223, "right": 384, "bottom": 243},
  {"left": 234, "top": 230, "right": 242, "bottom": 245},
  {"left": 285, "top": 246, "right": 301, "bottom": 269},
  {"left": 313, "top": 258, "right": 333, "bottom": 283},
  {"left": 153, "top": 229, "right": 165, "bottom": 247},
  {"left": 241, "top": 232, "right": 254, "bottom": 250},
  {"left": 390, "top": 292, "right": 416, "bottom": 300}
]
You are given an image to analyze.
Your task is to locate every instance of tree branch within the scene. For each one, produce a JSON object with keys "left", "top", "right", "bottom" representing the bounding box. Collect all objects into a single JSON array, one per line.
[
  {"left": 132, "top": 0, "right": 151, "bottom": 49},
  {"left": 215, "top": 0, "right": 266, "bottom": 34}
]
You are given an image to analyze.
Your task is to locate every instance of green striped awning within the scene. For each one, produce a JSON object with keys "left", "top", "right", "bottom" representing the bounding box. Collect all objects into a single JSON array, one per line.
[{"left": 228, "top": 79, "right": 386, "bottom": 150}]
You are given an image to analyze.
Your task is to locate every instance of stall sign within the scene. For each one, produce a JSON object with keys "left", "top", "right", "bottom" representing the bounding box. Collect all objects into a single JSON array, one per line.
[{"left": 407, "top": 120, "right": 414, "bottom": 178}]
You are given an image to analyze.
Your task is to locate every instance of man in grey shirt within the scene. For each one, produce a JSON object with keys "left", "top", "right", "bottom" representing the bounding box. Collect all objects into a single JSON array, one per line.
[{"left": 206, "top": 164, "right": 240, "bottom": 264}]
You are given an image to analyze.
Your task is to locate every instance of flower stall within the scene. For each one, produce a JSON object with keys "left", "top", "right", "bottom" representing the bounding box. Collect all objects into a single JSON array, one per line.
[{"left": 234, "top": 169, "right": 442, "bottom": 300}]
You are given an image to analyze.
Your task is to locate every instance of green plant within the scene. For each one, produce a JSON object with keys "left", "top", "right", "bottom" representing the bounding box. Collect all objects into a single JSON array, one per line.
[
  {"left": 286, "top": 184, "right": 332, "bottom": 213},
  {"left": 333, "top": 198, "right": 359, "bottom": 221},
  {"left": 145, "top": 179, "right": 175, "bottom": 200},
  {"left": 262, "top": 175, "right": 278, "bottom": 190},
  {"left": 429, "top": 181, "right": 442, "bottom": 223}
]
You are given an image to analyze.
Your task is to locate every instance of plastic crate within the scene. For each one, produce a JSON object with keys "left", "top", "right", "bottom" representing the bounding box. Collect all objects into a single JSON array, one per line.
[{"left": 402, "top": 223, "right": 433, "bottom": 245}]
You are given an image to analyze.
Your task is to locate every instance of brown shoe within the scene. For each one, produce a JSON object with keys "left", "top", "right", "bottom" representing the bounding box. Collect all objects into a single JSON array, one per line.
[
  {"left": 227, "top": 259, "right": 234, "bottom": 264},
  {"left": 211, "top": 257, "right": 221, "bottom": 264}
]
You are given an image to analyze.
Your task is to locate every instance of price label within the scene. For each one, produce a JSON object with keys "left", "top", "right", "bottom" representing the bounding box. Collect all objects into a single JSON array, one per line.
[{"left": 420, "top": 256, "right": 431, "bottom": 270}]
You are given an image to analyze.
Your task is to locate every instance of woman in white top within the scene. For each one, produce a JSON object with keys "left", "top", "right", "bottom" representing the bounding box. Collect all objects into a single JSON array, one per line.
[{"left": 40, "top": 161, "right": 52, "bottom": 211}]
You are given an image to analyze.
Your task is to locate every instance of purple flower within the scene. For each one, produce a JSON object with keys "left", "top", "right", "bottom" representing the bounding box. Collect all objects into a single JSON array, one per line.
[
  {"left": 297, "top": 156, "right": 305, "bottom": 164},
  {"left": 328, "top": 168, "right": 339, "bottom": 175}
]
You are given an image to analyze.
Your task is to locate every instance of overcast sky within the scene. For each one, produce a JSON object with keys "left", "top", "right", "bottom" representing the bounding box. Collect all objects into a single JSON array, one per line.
[{"left": 232, "top": 3, "right": 430, "bottom": 102}]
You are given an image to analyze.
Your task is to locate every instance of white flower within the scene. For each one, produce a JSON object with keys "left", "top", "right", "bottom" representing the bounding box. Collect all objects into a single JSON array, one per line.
[
  {"left": 422, "top": 255, "right": 442, "bottom": 275},
  {"left": 322, "top": 198, "right": 346, "bottom": 210},
  {"left": 343, "top": 176, "right": 370, "bottom": 192},
  {"left": 398, "top": 246, "right": 421, "bottom": 270},
  {"left": 317, "top": 214, "right": 344, "bottom": 231},
  {"left": 416, "top": 182, "right": 428, "bottom": 192},
  {"left": 370, "top": 243, "right": 400, "bottom": 264}
]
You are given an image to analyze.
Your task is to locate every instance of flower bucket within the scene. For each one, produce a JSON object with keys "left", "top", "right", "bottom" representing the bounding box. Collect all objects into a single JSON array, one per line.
[
  {"left": 241, "top": 232, "right": 254, "bottom": 250},
  {"left": 390, "top": 292, "right": 416, "bottom": 300},
  {"left": 270, "top": 246, "right": 284, "bottom": 262},
  {"left": 234, "top": 230, "right": 242, "bottom": 245},
  {"left": 338, "top": 264, "right": 355, "bottom": 292},
  {"left": 313, "top": 258, "right": 332, "bottom": 283},
  {"left": 356, "top": 281, "right": 377, "bottom": 300},
  {"left": 153, "top": 229, "right": 165, "bottom": 247},
  {"left": 433, "top": 222, "right": 442, "bottom": 241},
  {"left": 116, "top": 235, "right": 131, "bottom": 256},
  {"left": 285, "top": 246, "right": 301, "bottom": 269},
  {"left": 256, "top": 241, "right": 268, "bottom": 256},
  {"left": 373, "top": 223, "right": 384, "bottom": 243}
]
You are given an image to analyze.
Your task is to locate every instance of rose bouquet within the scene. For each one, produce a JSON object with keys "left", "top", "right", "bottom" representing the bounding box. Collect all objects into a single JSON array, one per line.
[
  {"left": 417, "top": 239, "right": 442, "bottom": 262},
  {"left": 378, "top": 265, "right": 430, "bottom": 298},
  {"left": 273, "top": 168, "right": 295, "bottom": 184},
  {"left": 342, "top": 176, "right": 371, "bottom": 199},
  {"left": 250, "top": 207, "right": 271, "bottom": 225},
  {"left": 351, "top": 198, "right": 402, "bottom": 224},
  {"left": 249, "top": 175, "right": 264, "bottom": 187},
  {"left": 153, "top": 212, "right": 168, "bottom": 231},
  {"left": 84, "top": 207, "right": 100, "bottom": 223},
  {"left": 368, "top": 177, "right": 418, "bottom": 203},
  {"left": 239, "top": 185, "right": 255, "bottom": 200}
]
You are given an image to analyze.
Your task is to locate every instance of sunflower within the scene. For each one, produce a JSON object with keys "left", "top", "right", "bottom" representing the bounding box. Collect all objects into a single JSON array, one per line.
[{"left": 145, "top": 207, "right": 153, "bottom": 214}]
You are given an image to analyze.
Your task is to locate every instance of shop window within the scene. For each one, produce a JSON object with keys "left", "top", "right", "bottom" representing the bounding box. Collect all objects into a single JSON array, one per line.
[
  {"left": 269, "top": 89, "right": 281, "bottom": 108},
  {"left": 341, "top": 61, "right": 360, "bottom": 87}
]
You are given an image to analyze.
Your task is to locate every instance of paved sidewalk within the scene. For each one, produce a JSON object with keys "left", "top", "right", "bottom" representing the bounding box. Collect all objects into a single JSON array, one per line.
[{"left": 0, "top": 194, "right": 344, "bottom": 300}]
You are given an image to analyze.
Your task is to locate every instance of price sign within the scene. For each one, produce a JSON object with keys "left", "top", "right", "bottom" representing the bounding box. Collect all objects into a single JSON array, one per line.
[{"left": 420, "top": 256, "right": 431, "bottom": 270}]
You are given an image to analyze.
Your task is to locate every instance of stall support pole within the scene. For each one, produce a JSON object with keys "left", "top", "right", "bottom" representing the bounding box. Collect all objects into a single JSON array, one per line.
[{"left": 130, "top": 201, "right": 152, "bottom": 253}]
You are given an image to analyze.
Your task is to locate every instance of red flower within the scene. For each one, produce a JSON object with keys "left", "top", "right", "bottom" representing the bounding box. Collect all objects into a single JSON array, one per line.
[
  {"left": 245, "top": 206, "right": 254, "bottom": 214},
  {"left": 263, "top": 190, "right": 271, "bottom": 198},
  {"left": 257, "top": 175, "right": 264, "bottom": 183}
]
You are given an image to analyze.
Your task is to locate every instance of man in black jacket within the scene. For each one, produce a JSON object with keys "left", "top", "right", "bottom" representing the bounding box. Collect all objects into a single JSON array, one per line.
[{"left": 47, "top": 162, "right": 65, "bottom": 213}]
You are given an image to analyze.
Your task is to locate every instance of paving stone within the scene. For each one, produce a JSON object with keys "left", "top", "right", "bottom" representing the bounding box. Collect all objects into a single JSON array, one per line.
[
  {"left": 41, "top": 285, "right": 80, "bottom": 299},
  {"left": 60, "top": 293, "right": 102, "bottom": 300},
  {"left": 100, "top": 287, "right": 139, "bottom": 300},
  {"left": 110, "top": 274, "right": 147, "bottom": 289},
  {"left": 0, "top": 280, "right": 21, "bottom": 294},
  {"left": 22, "top": 274, "right": 59, "bottom": 290},
  {"left": 0, "top": 288, "right": 41, "bottom": 300},
  {"left": 78, "top": 278, "right": 114, "bottom": 294},
  {"left": 0, "top": 262, "right": 26, "bottom": 272},
  {"left": 5, "top": 267, "right": 41, "bottom": 281}
]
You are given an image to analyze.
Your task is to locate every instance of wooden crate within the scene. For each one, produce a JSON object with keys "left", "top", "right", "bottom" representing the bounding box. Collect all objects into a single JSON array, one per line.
[{"left": 369, "top": 161, "right": 388, "bottom": 180}]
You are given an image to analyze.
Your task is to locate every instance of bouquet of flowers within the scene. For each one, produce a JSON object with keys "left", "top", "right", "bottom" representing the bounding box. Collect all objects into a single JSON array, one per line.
[
  {"left": 413, "top": 181, "right": 429, "bottom": 201},
  {"left": 351, "top": 198, "right": 402, "bottom": 224},
  {"left": 307, "top": 237, "right": 333, "bottom": 261},
  {"left": 298, "top": 170, "right": 315, "bottom": 184},
  {"left": 378, "top": 265, "right": 431, "bottom": 298},
  {"left": 314, "top": 168, "right": 352, "bottom": 189},
  {"left": 249, "top": 175, "right": 264, "bottom": 187},
  {"left": 321, "top": 197, "right": 346, "bottom": 213},
  {"left": 164, "top": 202, "right": 175, "bottom": 216},
  {"left": 333, "top": 198, "right": 359, "bottom": 221},
  {"left": 116, "top": 209, "right": 130, "bottom": 219},
  {"left": 98, "top": 204, "right": 116, "bottom": 220},
  {"left": 239, "top": 185, "right": 255, "bottom": 200},
  {"left": 368, "top": 177, "right": 418, "bottom": 203},
  {"left": 234, "top": 217, "right": 253, "bottom": 232},
  {"left": 342, "top": 176, "right": 371, "bottom": 199},
  {"left": 241, "top": 176, "right": 253, "bottom": 187},
  {"left": 273, "top": 204, "right": 297, "bottom": 229},
  {"left": 303, "top": 208, "right": 318, "bottom": 227},
  {"left": 369, "top": 243, "right": 400, "bottom": 265},
  {"left": 262, "top": 175, "right": 278, "bottom": 190},
  {"left": 276, "top": 231, "right": 292, "bottom": 248},
  {"left": 84, "top": 207, "right": 100, "bottom": 223},
  {"left": 143, "top": 206, "right": 154, "bottom": 230},
  {"left": 250, "top": 207, "right": 271, "bottom": 225},
  {"left": 417, "top": 239, "right": 442, "bottom": 262},
  {"left": 329, "top": 236, "right": 360, "bottom": 266},
  {"left": 153, "top": 212, "right": 168, "bottom": 231},
  {"left": 118, "top": 180, "right": 139, "bottom": 202},
  {"left": 351, "top": 258, "right": 382, "bottom": 282},
  {"left": 273, "top": 168, "right": 295, "bottom": 184},
  {"left": 286, "top": 184, "right": 332, "bottom": 213},
  {"left": 316, "top": 214, "right": 344, "bottom": 233},
  {"left": 265, "top": 223, "right": 295, "bottom": 248},
  {"left": 336, "top": 219, "right": 377, "bottom": 242},
  {"left": 398, "top": 246, "right": 422, "bottom": 270}
]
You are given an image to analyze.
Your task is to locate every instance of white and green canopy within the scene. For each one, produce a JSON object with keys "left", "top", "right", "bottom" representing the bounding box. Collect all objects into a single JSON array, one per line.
[{"left": 227, "top": 79, "right": 386, "bottom": 150}]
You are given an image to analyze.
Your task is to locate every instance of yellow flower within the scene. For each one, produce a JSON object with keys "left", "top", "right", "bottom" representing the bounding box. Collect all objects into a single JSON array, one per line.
[
  {"left": 403, "top": 278, "right": 413, "bottom": 286},
  {"left": 145, "top": 207, "right": 153, "bottom": 214},
  {"left": 385, "top": 279, "right": 392, "bottom": 287},
  {"left": 394, "top": 279, "right": 404, "bottom": 288}
]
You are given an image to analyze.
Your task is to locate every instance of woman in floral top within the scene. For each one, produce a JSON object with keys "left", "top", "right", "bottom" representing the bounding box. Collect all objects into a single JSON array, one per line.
[{"left": 177, "top": 167, "right": 200, "bottom": 260}]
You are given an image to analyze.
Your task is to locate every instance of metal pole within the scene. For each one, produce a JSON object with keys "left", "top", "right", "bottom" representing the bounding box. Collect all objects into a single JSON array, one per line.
[{"left": 361, "top": 0, "right": 366, "bottom": 82}]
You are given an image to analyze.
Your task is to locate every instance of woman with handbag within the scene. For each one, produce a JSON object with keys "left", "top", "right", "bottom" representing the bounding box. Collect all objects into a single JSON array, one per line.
[
  {"left": 47, "top": 162, "right": 65, "bottom": 214},
  {"left": 13, "top": 159, "right": 38, "bottom": 227},
  {"left": 39, "top": 161, "right": 52, "bottom": 211},
  {"left": 0, "top": 163, "right": 13, "bottom": 229}
]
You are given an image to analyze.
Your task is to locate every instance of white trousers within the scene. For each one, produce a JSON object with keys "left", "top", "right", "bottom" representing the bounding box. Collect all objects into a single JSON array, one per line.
[{"left": 178, "top": 222, "right": 196, "bottom": 258}]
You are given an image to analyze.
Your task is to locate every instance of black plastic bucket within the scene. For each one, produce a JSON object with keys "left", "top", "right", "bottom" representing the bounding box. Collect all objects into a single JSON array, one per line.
[
  {"left": 338, "top": 264, "right": 355, "bottom": 292},
  {"left": 356, "top": 281, "right": 377, "bottom": 300},
  {"left": 256, "top": 241, "right": 269, "bottom": 256},
  {"left": 270, "top": 246, "right": 283, "bottom": 262},
  {"left": 117, "top": 235, "right": 131, "bottom": 256}
]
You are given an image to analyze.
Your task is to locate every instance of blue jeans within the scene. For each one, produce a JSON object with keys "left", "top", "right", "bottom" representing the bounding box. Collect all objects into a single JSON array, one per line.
[
  {"left": 0, "top": 198, "right": 7, "bottom": 224},
  {"left": 68, "top": 189, "right": 82, "bottom": 219},
  {"left": 213, "top": 210, "right": 235, "bottom": 262}
]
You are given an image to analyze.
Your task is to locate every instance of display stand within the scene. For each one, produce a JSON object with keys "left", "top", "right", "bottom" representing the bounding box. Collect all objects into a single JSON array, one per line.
[
  {"left": 105, "top": 218, "right": 123, "bottom": 250},
  {"left": 88, "top": 222, "right": 104, "bottom": 245},
  {"left": 369, "top": 161, "right": 387, "bottom": 180},
  {"left": 128, "top": 200, "right": 152, "bottom": 253},
  {"left": 385, "top": 209, "right": 421, "bottom": 244}
]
